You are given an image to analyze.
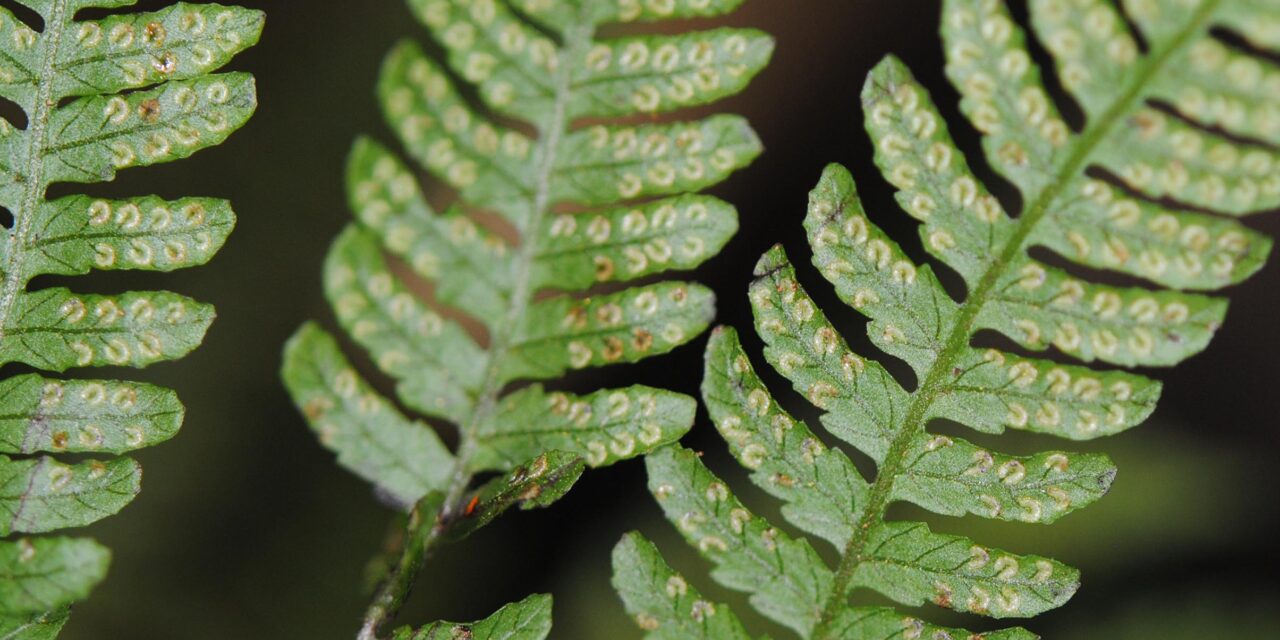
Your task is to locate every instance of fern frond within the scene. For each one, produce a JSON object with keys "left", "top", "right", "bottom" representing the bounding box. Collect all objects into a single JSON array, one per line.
[
  {"left": 0, "top": 1, "right": 260, "bottom": 633},
  {"left": 279, "top": 0, "right": 771, "bottom": 635},
  {"left": 614, "top": 1, "right": 1278, "bottom": 637}
]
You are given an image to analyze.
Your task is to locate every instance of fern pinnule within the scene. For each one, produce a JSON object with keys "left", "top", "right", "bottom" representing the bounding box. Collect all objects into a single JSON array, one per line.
[
  {"left": 280, "top": 0, "right": 773, "bottom": 636},
  {"left": 613, "top": 1, "right": 1279, "bottom": 638},
  {"left": 0, "top": 0, "right": 261, "bottom": 634},
  {"left": 390, "top": 594, "right": 553, "bottom": 640}
]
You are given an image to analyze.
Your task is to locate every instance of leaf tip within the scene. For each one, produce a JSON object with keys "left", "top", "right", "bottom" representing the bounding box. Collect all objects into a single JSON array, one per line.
[{"left": 752, "top": 243, "right": 789, "bottom": 278}]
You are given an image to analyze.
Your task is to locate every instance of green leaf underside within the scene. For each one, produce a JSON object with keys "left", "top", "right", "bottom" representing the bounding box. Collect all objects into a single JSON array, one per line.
[
  {"left": 616, "top": 1, "right": 1278, "bottom": 638},
  {"left": 283, "top": 0, "right": 769, "bottom": 608},
  {"left": 612, "top": 532, "right": 753, "bottom": 640},
  {"left": 0, "top": 0, "right": 261, "bottom": 630},
  {"left": 442, "top": 450, "right": 585, "bottom": 543},
  {"left": 0, "top": 609, "right": 69, "bottom": 640},
  {"left": 824, "top": 608, "right": 1036, "bottom": 640},
  {"left": 472, "top": 384, "right": 696, "bottom": 472},
  {"left": 0, "top": 374, "right": 183, "bottom": 455},
  {"left": 0, "top": 456, "right": 139, "bottom": 535},
  {"left": 0, "top": 537, "right": 108, "bottom": 617},
  {"left": 390, "top": 593, "right": 552, "bottom": 640},
  {"left": 282, "top": 324, "right": 454, "bottom": 509}
]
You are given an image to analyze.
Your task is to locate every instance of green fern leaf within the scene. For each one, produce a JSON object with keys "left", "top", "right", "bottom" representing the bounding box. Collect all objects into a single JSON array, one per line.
[
  {"left": 0, "top": 0, "right": 260, "bottom": 632},
  {"left": 390, "top": 593, "right": 553, "bottom": 640},
  {"left": 614, "top": 0, "right": 1278, "bottom": 637},
  {"left": 283, "top": 324, "right": 455, "bottom": 507},
  {"left": 442, "top": 450, "right": 584, "bottom": 542},
  {"left": 279, "top": 0, "right": 771, "bottom": 635},
  {"left": 0, "top": 538, "right": 106, "bottom": 617},
  {"left": 612, "top": 531, "right": 753, "bottom": 640},
  {"left": 0, "top": 609, "right": 67, "bottom": 640}
]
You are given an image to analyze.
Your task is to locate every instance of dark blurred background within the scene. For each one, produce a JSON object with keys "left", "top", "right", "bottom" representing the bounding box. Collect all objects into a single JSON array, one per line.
[{"left": 53, "top": 1, "right": 1280, "bottom": 638}]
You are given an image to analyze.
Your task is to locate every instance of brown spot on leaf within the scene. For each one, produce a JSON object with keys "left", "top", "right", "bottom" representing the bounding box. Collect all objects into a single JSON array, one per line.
[
  {"left": 564, "top": 305, "right": 588, "bottom": 329},
  {"left": 1132, "top": 111, "right": 1159, "bottom": 138},
  {"left": 594, "top": 256, "right": 614, "bottom": 280},
  {"left": 602, "top": 336, "right": 624, "bottom": 361},
  {"left": 302, "top": 398, "right": 329, "bottom": 420},
  {"left": 519, "top": 484, "right": 542, "bottom": 502},
  {"left": 144, "top": 22, "right": 166, "bottom": 45},
  {"left": 632, "top": 328, "right": 653, "bottom": 352},
  {"left": 139, "top": 99, "right": 162, "bottom": 122}
]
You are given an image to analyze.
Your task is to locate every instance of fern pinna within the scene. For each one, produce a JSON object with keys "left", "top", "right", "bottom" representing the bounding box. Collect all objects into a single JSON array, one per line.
[
  {"left": 0, "top": 1, "right": 259, "bottom": 636},
  {"left": 279, "top": 0, "right": 771, "bottom": 636},
  {"left": 613, "top": 0, "right": 1278, "bottom": 638}
]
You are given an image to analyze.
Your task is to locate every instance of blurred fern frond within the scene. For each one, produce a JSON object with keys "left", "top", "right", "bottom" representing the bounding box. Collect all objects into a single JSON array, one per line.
[{"left": 280, "top": 0, "right": 772, "bottom": 636}]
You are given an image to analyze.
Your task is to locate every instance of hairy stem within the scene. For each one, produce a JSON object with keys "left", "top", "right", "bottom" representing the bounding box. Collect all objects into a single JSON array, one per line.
[
  {"left": 355, "top": 18, "right": 596, "bottom": 638},
  {"left": 811, "top": 3, "right": 1220, "bottom": 636}
]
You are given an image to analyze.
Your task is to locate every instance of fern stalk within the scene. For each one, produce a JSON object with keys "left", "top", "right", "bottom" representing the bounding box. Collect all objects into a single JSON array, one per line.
[
  {"left": 432, "top": 21, "right": 595, "bottom": 517},
  {"left": 359, "top": 29, "right": 594, "bottom": 637},
  {"left": 360, "top": 494, "right": 443, "bottom": 640}
]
